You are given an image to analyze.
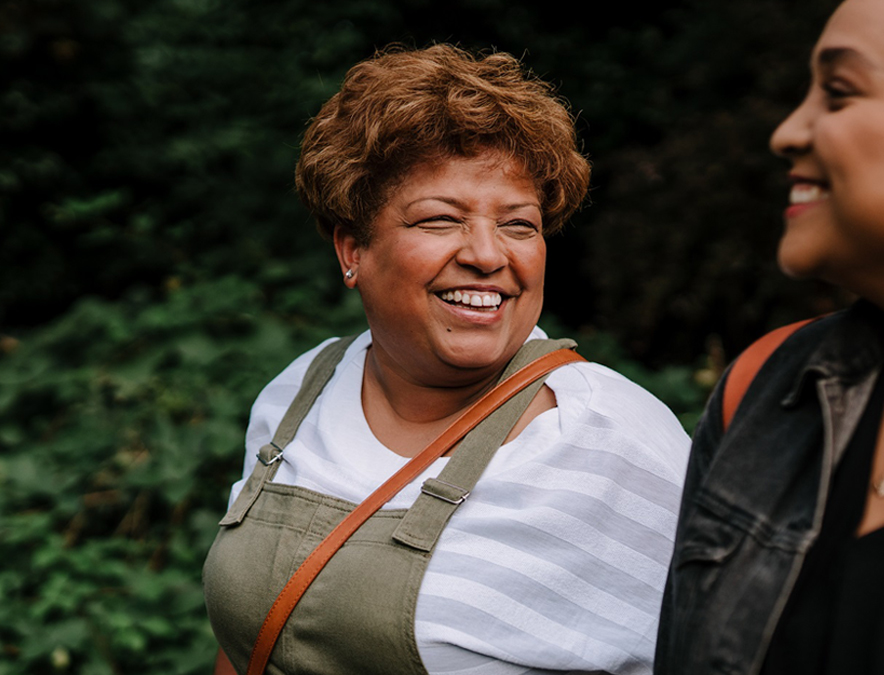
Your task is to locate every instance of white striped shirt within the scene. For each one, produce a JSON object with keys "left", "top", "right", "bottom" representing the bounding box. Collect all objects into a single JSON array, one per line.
[{"left": 229, "top": 328, "right": 690, "bottom": 674}]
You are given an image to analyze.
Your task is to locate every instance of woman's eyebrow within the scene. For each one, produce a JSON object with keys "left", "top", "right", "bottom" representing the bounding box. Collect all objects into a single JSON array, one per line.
[
  {"left": 816, "top": 46, "right": 877, "bottom": 72},
  {"left": 405, "top": 197, "right": 541, "bottom": 211},
  {"left": 403, "top": 196, "right": 463, "bottom": 210}
]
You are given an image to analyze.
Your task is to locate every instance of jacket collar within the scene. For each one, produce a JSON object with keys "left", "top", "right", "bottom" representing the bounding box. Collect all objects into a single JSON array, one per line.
[{"left": 784, "top": 299, "right": 884, "bottom": 406}]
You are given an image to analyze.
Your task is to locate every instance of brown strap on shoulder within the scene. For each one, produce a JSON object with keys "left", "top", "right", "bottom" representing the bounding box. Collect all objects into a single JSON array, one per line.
[
  {"left": 721, "top": 318, "right": 817, "bottom": 432},
  {"left": 246, "top": 347, "right": 586, "bottom": 675}
]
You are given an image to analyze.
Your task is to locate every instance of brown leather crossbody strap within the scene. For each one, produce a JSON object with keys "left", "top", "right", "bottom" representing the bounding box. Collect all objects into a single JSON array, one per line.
[
  {"left": 721, "top": 317, "right": 819, "bottom": 432},
  {"left": 245, "top": 347, "right": 585, "bottom": 675}
]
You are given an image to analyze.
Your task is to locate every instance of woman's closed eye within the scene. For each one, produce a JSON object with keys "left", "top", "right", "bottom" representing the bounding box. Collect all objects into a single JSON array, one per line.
[
  {"left": 410, "top": 215, "right": 462, "bottom": 231},
  {"left": 500, "top": 219, "right": 541, "bottom": 238}
]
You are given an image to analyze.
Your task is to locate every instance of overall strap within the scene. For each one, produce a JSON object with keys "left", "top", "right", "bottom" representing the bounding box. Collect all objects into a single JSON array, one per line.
[
  {"left": 245, "top": 342, "right": 585, "bottom": 675},
  {"left": 393, "top": 338, "right": 577, "bottom": 551},
  {"left": 722, "top": 318, "right": 818, "bottom": 432},
  {"left": 219, "top": 335, "right": 357, "bottom": 526},
  {"left": 261, "top": 335, "right": 358, "bottom": 466}
]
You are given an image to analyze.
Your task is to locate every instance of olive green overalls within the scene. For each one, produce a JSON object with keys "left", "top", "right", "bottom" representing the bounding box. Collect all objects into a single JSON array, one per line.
[{"left": 203, "top": 337, "right": 575, "bottom": 675}]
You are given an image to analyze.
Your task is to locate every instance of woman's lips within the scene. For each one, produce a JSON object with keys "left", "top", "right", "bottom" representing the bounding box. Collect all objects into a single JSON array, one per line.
[
  {"left": 785, "top": 181, "right": 830, "bottom": 218},
  {"left": 437, "top": 289, "right": 504, "bottom": 311}
]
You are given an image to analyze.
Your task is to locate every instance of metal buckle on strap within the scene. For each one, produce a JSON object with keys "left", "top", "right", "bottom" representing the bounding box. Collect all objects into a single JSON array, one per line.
[
  {"left": 257, "top": 441, "right": 285, "bottom": 466},
  {"left": 420, "top": 478, "right": 470, "bottom": 505}
]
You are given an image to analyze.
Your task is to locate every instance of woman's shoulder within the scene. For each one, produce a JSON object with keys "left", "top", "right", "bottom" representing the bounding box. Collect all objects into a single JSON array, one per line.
[
  {"left": 736, "top": 304, "right": 867, "bottom": 380},
  {"left": 259, "top": 332, "right": 368, "bottom": 394},
  {"left": 227, "top": 333, "right": 368, "bottom": 506},
  {"left": 245, "top": 332, "right": 370, "bottom": 441},
  {"left": 547, "top": 359, "right": 692, "bottom": 484}
]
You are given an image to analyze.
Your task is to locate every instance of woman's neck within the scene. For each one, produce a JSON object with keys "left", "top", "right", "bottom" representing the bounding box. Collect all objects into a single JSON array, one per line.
[{"left": 360, "top": 346, "right": 502, "bottom": 457}]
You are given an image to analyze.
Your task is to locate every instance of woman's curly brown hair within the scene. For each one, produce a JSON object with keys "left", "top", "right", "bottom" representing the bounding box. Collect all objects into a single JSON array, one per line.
[{"left": 295, "top": 43, "right": 591, "bottom": 244}]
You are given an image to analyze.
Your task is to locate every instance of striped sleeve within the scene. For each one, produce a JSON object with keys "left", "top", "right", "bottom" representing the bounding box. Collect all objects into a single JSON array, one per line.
[{"left": 414, "top": 361, "right": 690, "bottom": 675}]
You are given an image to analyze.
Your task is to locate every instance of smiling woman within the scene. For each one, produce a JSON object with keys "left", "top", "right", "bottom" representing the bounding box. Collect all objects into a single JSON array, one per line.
[
  {"left": 202, "top": 44, "right": 690, "bottom": 675},
  {"left": 338, "top": 153, "right": 545, "bottom": 385},
  {"left": 769, "top": 1, "right": 884, "bottom": 300},
  {"left": 656, "top": 2, "right": 884, "bottom": 674}
]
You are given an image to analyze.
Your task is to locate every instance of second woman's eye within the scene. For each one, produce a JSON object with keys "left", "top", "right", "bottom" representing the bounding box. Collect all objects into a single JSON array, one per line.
[{"left": 822, "top": 78, "right": 857, "bottom": 110}]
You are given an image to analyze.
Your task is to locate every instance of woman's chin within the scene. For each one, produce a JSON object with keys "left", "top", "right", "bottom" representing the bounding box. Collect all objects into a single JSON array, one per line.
[
  {"left": 432, "top": 333, "right": 526, "bottom": 374},
  {"left": 439, "top": 348, "right": 514, "bottom": 374},
  {"left": 776, "top": 239, "right": 825, "bottom": 281}
]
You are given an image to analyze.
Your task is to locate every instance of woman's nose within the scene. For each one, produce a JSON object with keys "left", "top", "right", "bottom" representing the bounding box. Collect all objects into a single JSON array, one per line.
[
  {"left": 770, "top": 93, "right": 814, "bottom": 158},
  {"left": 455, "top": 226, "right": 508, "bottom": 273}
]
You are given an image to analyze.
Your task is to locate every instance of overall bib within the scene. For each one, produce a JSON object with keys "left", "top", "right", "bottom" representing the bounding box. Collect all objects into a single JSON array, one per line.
[{"left": 203, "top": 337, "right": 575, "bottom": 675}]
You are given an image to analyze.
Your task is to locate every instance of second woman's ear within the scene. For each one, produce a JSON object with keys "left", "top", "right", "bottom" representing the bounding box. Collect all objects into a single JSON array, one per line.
[{"left": 333, "top": 226, "right": 362, "bottom": 288}]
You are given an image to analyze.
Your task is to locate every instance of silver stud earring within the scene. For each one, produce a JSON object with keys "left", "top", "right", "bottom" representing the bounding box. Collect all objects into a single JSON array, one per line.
[{"left": 345, "top": 269, "right": 354, "bottom": 280}]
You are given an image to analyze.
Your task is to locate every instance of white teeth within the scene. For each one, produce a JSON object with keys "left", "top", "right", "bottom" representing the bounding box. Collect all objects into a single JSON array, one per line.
[
  {"left": 439, "top": 290, "right": 503, "bottom": 309},
  {"left": 790, "top": 184, "right": 830, "bottom": 204}
]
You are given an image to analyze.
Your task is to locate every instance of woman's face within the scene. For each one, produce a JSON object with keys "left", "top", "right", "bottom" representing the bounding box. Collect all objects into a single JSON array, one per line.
[
  {"left": 335, "top": 151, "right": 546, "bottom": 386},
  {"left": 769, "top": 0, "right": 884, "bottom": 300}
]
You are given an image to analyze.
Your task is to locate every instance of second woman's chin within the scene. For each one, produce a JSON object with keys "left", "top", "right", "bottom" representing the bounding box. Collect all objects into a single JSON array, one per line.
[
  {"left": 776, "top": 240, "right": 819, "bottom": 281},
  {"left": 776, "top": 211, "right": 836, "bottom": 282}
]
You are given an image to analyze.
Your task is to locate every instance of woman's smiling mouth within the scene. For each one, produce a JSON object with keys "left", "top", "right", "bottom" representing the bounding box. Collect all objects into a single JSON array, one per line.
[
  {"left": 437, "top": 289, "right": 504, "bottom": 310},
  {"left": 785, "top": 178, "right": 831, "bottom": 218},
  {"left": 789, "top": 182, "right": 830, "bottom": 205}
]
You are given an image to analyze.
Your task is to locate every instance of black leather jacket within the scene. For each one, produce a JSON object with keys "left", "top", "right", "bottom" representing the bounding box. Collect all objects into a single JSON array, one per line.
[{"left": 655, "top": 301, "right": 884, "bottom": 675}]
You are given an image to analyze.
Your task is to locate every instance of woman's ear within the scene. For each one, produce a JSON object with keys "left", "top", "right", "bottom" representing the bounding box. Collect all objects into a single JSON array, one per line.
[{"left": 333, "top": 226, "right": 361, "bottom": 289}]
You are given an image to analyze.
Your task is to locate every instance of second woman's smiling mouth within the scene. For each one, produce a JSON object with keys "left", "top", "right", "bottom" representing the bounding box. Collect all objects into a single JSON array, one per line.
[
  {"left": 786, "top": 177, "right": 831, "bottom": 218},
  {"left": 789, "top": 181, "right": 830, "bottom": 205}
]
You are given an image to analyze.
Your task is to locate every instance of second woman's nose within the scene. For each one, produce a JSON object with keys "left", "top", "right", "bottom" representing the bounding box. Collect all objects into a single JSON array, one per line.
[{"left": 770, "top": 93, "right": 815, "bottom": 159}]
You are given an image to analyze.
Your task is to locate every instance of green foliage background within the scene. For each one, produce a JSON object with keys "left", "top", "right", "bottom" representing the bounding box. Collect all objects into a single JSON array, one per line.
[{"left": 0, "top": 0, "right": 841, "bottom": 672}]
